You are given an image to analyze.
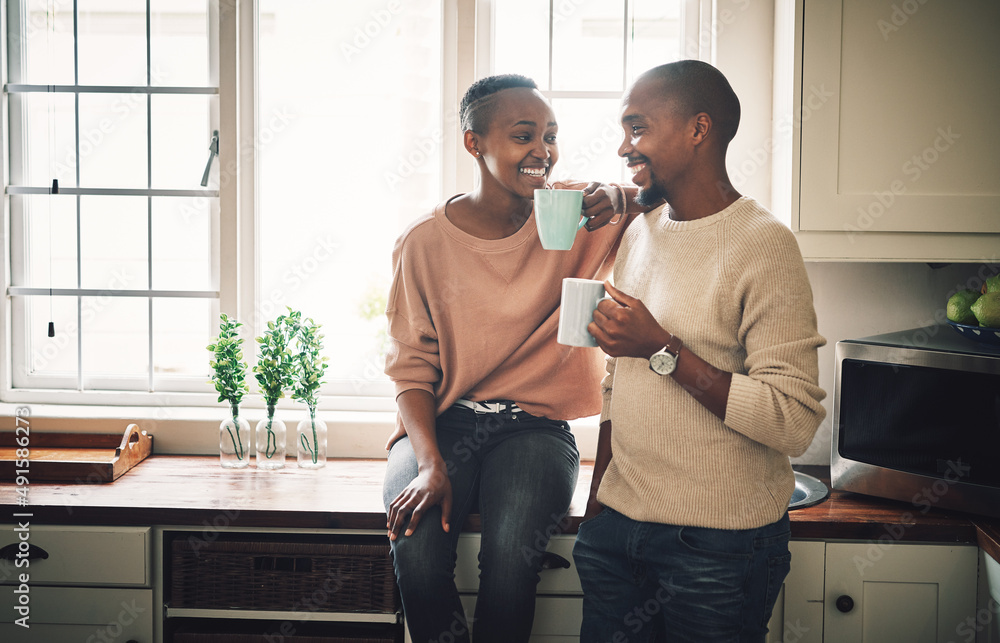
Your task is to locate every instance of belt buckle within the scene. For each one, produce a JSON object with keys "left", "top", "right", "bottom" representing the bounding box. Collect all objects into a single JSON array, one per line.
[{"left": 476, "top": 401, "right": 504, "bottom": 414}]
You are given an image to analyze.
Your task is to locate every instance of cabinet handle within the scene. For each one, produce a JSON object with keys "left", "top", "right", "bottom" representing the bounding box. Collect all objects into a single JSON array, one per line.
[
  {"left": 540, "top": 551, "right": 571, "bottom": 570},
  {"left": 835, "top": 594, "right": 855, "bottom": 613},
  {"left": 0, "top": 543, "right": 49, "bottom": 561}
]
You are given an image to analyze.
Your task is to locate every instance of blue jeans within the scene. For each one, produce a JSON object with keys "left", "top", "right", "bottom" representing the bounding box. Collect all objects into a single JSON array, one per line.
[
  {"left": 383, "top": 405, "right": 580, "bottom": 643},
  {"left": 573, "top": 507, "right": 791, "bottom": 643}
]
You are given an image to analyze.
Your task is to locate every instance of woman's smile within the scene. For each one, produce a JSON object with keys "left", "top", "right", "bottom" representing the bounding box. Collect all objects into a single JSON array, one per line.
[{"left": 520, "top": 165, "right": 549, "bottom": 187}]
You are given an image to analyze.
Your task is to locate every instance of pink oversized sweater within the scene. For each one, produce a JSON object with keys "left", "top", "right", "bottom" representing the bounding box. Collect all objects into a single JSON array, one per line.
[{"left": 385, "top": 191, "right": 633, "bottom": 421}]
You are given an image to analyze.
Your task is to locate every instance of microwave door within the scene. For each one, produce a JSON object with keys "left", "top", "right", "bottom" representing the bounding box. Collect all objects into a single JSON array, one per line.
[{"left": 833, "top": 342, "right": 1000, "bottom": 518}]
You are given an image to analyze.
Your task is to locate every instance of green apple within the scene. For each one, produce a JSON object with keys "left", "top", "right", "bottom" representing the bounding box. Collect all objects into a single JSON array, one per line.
[{"left": 947, "top": 289, "right": 980, "bottom": 325}]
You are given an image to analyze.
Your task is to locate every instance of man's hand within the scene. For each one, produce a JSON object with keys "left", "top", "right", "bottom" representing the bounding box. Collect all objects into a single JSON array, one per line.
[
  {"left": 589, "top": 281, "right": 671, "bottom": 358},
  {"left": 386, "top": 463, "right": 452, "bottom": 541},
  {"left": 583, "top": 498, "right": 604, "bottom": 522},
  {"left": 581, "top": 182, "right": 624, "bottom": 231}
]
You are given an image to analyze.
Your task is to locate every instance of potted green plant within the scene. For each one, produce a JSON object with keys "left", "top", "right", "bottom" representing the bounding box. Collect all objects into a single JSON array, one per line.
[
  {"left": 207, "top": 313, "right": 250, "bottom": 469},
  {"left": 252, "top": 312, "right": 296, "bottom": 469},
  {"left": 288, "top": 309, "right": 329, "bottom": 469}
]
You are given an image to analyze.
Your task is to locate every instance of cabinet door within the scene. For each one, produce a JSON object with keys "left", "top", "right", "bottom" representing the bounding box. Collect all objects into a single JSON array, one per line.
[
  {"left": 794, "top": 0, "right": 1000, "bottom": 260},
  {"left": 767, "top": 540, "right": 825, "bottom": 643},
  {"left": 824, "top": 542, "right": 977, "bottom": 643},
  {"left": 459, "top": 595, "right": 581, "bottom": 642},
  {"left": 981, "top": 549, "right": 1000, "bottom": 643},
  {"left": 454, "top": 534, "right": 582, "bottom": 595}
]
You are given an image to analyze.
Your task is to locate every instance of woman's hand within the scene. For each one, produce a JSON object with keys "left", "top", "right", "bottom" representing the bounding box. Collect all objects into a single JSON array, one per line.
[
  {"left": 581, "top": 182, "right": 625, "bottom": 231},
  {"left": 386, "top": 462, "right": 453, "bottom": 540}
]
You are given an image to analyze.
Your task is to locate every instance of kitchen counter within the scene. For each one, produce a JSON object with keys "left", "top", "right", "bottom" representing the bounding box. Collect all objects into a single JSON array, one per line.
[{"left": 0, "top": 456, "right": 995, "bottom": 545}]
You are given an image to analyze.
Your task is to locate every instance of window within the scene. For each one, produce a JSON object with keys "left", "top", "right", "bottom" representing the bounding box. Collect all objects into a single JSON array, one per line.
[
  {"left": 489, "top": 0, "right": 684, "bottom": 185},
  {"left": 3, "top": 0, "right": 692, "bottom": 411},
  {"left": 5, "top": 0, "right": 219, "bottom": 401},
  {"left": 255, "top": 0, "right": 443, "bottom": 405}
]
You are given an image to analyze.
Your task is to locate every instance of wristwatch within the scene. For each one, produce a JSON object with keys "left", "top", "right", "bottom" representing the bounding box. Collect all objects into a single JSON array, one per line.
[{"left": 648, "top": 333, "right": 683, "bottom": 376}]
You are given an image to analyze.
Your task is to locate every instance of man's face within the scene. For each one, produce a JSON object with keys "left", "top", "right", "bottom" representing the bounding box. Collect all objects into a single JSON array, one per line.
[{"left": 617, "top": 79, "right": 693, "bottom": 207}]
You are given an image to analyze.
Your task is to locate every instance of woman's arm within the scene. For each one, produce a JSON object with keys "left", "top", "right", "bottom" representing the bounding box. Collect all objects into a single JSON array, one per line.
[
  {"left": 556, "top": 181, "right": 649, "bottom": 230},
  {"left": 385, "top": 389, "right": 453, "bottom": 540}
]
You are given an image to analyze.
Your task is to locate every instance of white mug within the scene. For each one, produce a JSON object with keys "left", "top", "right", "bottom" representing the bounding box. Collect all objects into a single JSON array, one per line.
[{"left": 558, "top": 278, "right": 606, "bottom": 347}]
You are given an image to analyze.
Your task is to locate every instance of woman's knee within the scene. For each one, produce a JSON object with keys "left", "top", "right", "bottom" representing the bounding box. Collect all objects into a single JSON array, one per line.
[{"left": 391, "top": 522, "right": 456, "bottom": 580}]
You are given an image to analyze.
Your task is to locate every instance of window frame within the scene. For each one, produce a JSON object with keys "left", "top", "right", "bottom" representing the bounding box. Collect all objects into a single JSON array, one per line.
[
  {"left": 2, "top": 0, "right": 223, "bottom": 403},
  {"left": 2, "top": 0, "right": 778, "bottom": 460}
]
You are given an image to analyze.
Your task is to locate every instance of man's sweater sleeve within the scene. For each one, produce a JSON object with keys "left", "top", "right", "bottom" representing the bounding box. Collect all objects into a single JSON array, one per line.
[{"left": 723, "top": 228, "right": 827, "bottom": 457}]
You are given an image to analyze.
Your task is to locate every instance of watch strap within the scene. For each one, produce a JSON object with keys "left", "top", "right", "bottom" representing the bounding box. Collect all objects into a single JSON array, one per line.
[{"left": 662, "top": 333, "right": 683, "bottom": 357}]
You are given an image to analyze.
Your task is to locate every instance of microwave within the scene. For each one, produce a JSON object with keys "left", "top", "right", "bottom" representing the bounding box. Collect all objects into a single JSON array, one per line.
[{"left": 832, "top": 324, "right": 1000, "bottom": 519}]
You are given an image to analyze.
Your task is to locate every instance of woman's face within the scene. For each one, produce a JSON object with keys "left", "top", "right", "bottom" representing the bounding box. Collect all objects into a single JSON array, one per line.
[{"left": 472, "top": 88, "right": 559, "bottom": 199}]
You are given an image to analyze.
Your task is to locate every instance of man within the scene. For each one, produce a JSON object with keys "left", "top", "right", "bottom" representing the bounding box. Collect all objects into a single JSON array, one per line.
[{"left": 573, "top": 60, "right": 827, "bottom": 642}]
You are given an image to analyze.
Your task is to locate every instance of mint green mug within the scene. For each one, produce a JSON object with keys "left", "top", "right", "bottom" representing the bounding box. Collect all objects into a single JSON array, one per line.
[{"left": 534, "top": 189, "right": 587, "bottom": 250}]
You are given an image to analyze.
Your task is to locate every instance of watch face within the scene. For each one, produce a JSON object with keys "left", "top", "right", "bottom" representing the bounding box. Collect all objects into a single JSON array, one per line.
[{"left": 650, "top": 351, "right": 676, "bottom": 375}]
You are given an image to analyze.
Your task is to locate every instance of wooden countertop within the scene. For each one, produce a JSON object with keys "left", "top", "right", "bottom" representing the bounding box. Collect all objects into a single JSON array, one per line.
[{"left": 0, "top": 456, "right": 995, "bottom": 545}]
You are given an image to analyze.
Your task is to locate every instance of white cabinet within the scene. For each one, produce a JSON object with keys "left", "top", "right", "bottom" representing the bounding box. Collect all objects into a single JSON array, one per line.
[
  {"left": 979, "top": 549, "right": 1000, "bottom": 643},
  {"left": 0, "top": 525, "right": 153, "bottom": 643},
  {"left": 767, "top": 540, "right": 980, "bottom": 643},
  {"left": 767, "top": 540, "right": 825, "bottom": 643},
  {"left": 779, "top": 0, "right": 1000, "bottom": 261},
  {"left": 459, "top": 536, "right": 979, "bottom": 642},
  {"left": 455, "top": 533, "right": 582, "bottom": 642},
  {"left": 824, "top": 542, "right": 977, "bottom": 642}
]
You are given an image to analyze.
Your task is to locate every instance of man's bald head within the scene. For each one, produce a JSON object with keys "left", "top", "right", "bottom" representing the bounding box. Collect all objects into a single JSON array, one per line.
[{"left": 634, "top": 60, "right": 741, "bottom": 149}]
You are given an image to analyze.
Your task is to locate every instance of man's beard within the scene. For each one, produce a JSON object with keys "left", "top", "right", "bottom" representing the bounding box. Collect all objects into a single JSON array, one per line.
[{"left": 635, "top": 177, "right": 668, "bottom": 208}]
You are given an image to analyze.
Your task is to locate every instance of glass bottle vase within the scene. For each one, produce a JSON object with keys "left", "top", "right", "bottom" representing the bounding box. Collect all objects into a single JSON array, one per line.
[
  {"left": 296, "top": 414, "right": 327, "bottom": 469},
  {"left": 255, "top": 410, "right": 286, "bottom": 470},
  {"left": 219, "top": 407, "right": 250, "bottom": 469}
]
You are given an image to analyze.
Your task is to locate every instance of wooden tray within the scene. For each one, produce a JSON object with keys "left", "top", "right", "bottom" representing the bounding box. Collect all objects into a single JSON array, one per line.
[{"left": 0, "top": 424, "right": 152, "bottom": 483}]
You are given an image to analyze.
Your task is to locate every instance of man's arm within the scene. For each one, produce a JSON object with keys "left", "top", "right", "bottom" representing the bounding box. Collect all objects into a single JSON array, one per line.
[{"left": 589, "top": 281, "right": 733, "bottom": 420}]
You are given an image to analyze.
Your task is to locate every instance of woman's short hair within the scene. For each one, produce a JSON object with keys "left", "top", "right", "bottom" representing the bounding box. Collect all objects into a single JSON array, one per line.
[{"left": 460, "top": 74, "right": 539, "bottom": 133}]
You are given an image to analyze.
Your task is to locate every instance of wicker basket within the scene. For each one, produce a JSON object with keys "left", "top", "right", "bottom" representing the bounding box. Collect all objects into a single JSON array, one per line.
[
  {"left": 171, "top": 623, "right": 402, "bottom": 643},
  {"left": 173, "top": 632, "right": 399, "bottom": 643},
  {"left": 169, "top": 535, "right": 398, "bottom": 613}
]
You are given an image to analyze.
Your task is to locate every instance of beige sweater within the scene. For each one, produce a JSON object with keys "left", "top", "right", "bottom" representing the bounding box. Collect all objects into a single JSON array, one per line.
[
  {"left": 598, "top": 197, "right": 827, "bottom": 530},
  {"left": 385, "top": 190, "right": 632, "bottom": 420}
]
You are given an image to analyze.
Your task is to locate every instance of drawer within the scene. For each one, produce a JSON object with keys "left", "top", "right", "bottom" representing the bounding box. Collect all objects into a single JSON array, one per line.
[
  {"left": 455, "top": 534, "right": 582, "bottom": 595},
  {"left": 459, "top": 595, "right": 581, "bottom": 641},
  {"left": 171, "top": 621, "right": 403, "bottom": 642},
  {"left": 0, "top": 586, "right": 153, "bottom": 643},
  {"left": 169, "top": 533, "right": 398, "bottom": 612},
  {"left": 0, "top": 525, "right": 150, "bottom": 586}
]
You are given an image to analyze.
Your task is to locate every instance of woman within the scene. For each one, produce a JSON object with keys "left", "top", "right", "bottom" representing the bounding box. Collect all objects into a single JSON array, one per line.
[{"left": 382, "top": 74, "right": 642, "bottom": 643}]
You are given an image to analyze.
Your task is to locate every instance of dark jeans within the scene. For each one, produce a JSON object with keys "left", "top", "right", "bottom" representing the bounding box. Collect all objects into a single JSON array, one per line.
[
  {"left": 383, "top": 405, "right": 580, "bottom": 643},
  {"left": 573, "top": 507, "right": 791, "bottom": 643}
]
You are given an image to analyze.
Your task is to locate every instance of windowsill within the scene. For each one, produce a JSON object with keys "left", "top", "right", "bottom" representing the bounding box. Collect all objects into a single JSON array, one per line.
[{"left": 0, "top": 402, "right": 601, "bottom": 459}]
